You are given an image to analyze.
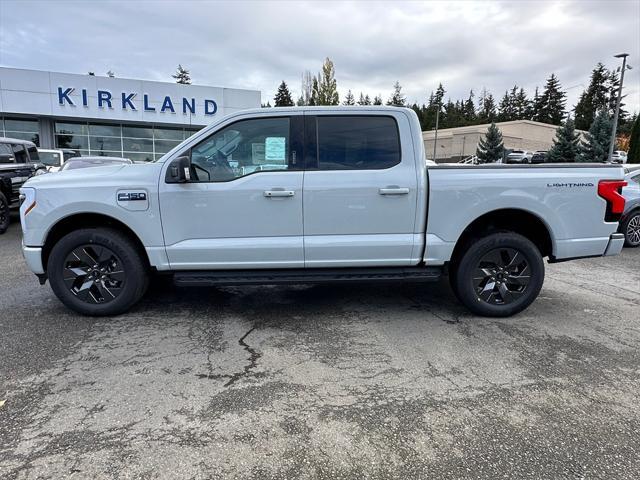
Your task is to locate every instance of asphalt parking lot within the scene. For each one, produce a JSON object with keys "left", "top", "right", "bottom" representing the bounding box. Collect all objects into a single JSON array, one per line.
[{"left": 1, "top": 217, "right": 639, "bottom": 479}]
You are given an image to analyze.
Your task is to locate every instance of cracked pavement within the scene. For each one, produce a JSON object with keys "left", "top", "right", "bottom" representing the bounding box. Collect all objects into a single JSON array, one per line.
[{"left": 1, "top": 219, "right": 640, "bottom": 479}]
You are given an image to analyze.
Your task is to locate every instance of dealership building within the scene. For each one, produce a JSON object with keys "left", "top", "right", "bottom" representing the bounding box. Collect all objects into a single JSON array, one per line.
[{"left": 0, "top": 67, "right": 261, "bottom": 162}]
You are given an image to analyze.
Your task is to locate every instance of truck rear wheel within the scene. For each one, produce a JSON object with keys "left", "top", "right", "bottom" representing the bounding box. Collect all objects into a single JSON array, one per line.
[
  {"left": 47, "top": 228, "right": 149, "bottom": 316},
  {"left": 0, "top": 192, "right": 9, "bottom": 234},
  {"left": 453, "top": 232, "right": 544, "bottom": 317}
]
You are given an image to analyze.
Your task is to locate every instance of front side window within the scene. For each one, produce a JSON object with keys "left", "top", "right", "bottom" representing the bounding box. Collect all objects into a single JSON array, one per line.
[
  {"left": 0, "top": 144, "right": 13, "bottom": 163},
  {"left": 316, "top": 116, "right": 401, "bottom": 170},
  {"left": 189, "top": 117, "right": 291, "bottom": 182}
]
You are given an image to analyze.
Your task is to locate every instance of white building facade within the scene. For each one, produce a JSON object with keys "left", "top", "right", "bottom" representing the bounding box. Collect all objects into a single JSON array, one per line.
[{"left": 0, "top": 67, "right": 261, "bottom": 161}]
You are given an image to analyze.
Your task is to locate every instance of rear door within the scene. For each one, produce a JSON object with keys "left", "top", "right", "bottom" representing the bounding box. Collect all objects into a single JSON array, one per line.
[{"left": 302, "top": 113, "right": 418, "bottom": 267}]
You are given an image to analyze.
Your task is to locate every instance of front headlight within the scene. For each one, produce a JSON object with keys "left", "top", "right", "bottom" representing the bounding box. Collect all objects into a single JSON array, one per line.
[{"left": 19, "top": 187, "right": 36, "bottom": 220}]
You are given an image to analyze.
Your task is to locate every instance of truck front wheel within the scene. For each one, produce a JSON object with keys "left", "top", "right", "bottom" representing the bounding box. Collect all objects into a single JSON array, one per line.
[
  {"left": 453, "top": 232, "right": 544, "bottom": 317},
  {"left": 47, "top": 228, "right": 149, "bottom": 316}
]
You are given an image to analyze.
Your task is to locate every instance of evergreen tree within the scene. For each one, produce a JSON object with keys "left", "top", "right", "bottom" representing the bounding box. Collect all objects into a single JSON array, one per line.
[
  {"left": 274, "top": 80, "right": 294, "bottom": 107},
  {"left": 514, "top": 87, "right": 530, "bottom": 120},
  {"left": 387, "top": 81, "right": 406, "bottom": 106},
  {"left": 357, "top": 92, "right": 372, "bottom": 105},
  {"left": 529, "top": 86, "right": 540, "bottom": 120},
  {"left": 463, "top": 90, "right": 476, "bottom": 124},
  {"left": 296, "top": 95, "right": 305, "bottom": 106},
  {"left": 579, "top": 110, "right": 612, "bottom": 162},
  {"left": 433, "top": 83, "right": 446, "bottom": 106},
  {"left": 343, "top": 89, "right": 356, "bottom": 106},
  {"left": 172, "top": 64, "right": 191, "bottom": 85},
  {"left": 574, "top": 63, "right": 610, "bottom": 130},
  {"left": 498, "top": 88, "right": 517, "bottom": 122},
  {"left": 548, "top": 117, "right": 581, "bottom": 162},
  {"left": 476, "top": 122, "right": 504, "bottom": 163},
  {"left": 261, "top": 101, "right": 272, "bottom": 108},
  {"left": 478, "top": 89, "right": 497, "bottom": 123},
  {"left": 315, "top": 57, "right": 339, "bottom": 105},
  {"left": 534, "top": 74, "right": 566, "bottom": 125},
  {"left": 309, "top": 77, "right": 319, "bottom": 106},
  {"left": 627, "top": 115, "right": 640, "bottom": 164},
  {"left": 373, "top": 95, "right": 383, "bottom": 105}
]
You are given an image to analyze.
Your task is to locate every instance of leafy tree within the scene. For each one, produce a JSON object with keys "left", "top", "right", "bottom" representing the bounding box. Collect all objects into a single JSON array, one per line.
[
  {"left": 357, "top": 92, "right": 371, "bottom": 105},
  {"left": 579, "top": 110, "right": 612, "bottom": 162},
  {"left": 373, "top": 95, "right": 383, "bottom": 105},
  {"left": 315, "top": 57, "right": 339, "bottom": 105},
  {"left": 627, "top": 115, "right": 640, "bottom": 164},
  {"left": 548, "top": 117, "right": 581, "bottom": 162},
  {"left": 387, "top": 81, "right": 405, "bottom": 106},
  {"left": 343, "top": 89, "right": 356, "bottom": 106},
  {"left": 534, "top": 74, "right": 566, "bottom": 125},
  {"left": 172, "top": 64, "right": 191, "bottom": 85},
  {"left": 476, "top": 122, "right": 504, "bottom": 163},
  {"left": 574, "top": 63, "right": 610, "bottom": 130},
  {"left": 274, "top": 80, "right": 294, "bottom": 106},
  {"left": 299, "top": 71, "right": 314, "bottom": 106}
]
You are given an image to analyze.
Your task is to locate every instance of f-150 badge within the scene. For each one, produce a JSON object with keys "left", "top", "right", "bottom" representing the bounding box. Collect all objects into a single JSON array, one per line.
[{"left": 117, "top": 192, "right": 147, "bottom": 201}]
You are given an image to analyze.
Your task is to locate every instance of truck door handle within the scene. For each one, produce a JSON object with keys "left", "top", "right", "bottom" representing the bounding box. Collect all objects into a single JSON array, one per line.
[
  {"left": 264, "top": 189, "right": 295, "bottom": 197},
  {"left": 379, "top": 187, "right": 410, "bottom": 195}
]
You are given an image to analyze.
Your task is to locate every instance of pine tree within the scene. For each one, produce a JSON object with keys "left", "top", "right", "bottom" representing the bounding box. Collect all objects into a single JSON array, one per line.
[
  {"left": 529, "top": 87, "right": 540, "bottom": 120},
  {"left": 315, "top": 57, "right": 339, "bottom": 105},
  {"left": 387, "top": 81, "right": 405, "bottom": 106},
  {"left": 463, "top": 90, "right": 476, "bottom": 124},
  {"left": 574, "top": 63, "right": 609, "bottom": 130},
  {"left": 535, "top": 74, "right": 566, "bottom": 125},
  {"left": 627, "top": 115, "right": 640, "bottom": 164},
  {"left": 548, "top": 117, "right": 581, "bottom": 162},
  {"left": 343, "top": 89, "right": 356, "bottom": 106},
  {"left": 261, "top": 101, "right": 272, "bottom": 108},
  {"left": 274, "top": 80, "right": 294, "bottom": 106},
  {"left": 476, "top": 123, "right": 504, "bottom": 163},
  {"left": 373, "top": 95, "right": 383, "bottom": 105},
  {"left": 514, "top": 87, "right": 530, "bottom": 120},
  {"left": 579, "top": 110, "right": 612, "bottom": 162},
  {"left": 498, "top": 89, "right": 516, "bottom": 122},
  {"left": 478, "top": 89, "right": 497, "bottom": 124},
  {"left": 357, "top": 92, "right": 372, "bottom": 105},
  {"left": 172, "top": 64, "right": 191, "bottom": 85}
]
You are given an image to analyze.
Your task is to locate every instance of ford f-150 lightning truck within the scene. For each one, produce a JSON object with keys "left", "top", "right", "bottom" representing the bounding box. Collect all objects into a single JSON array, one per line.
[{"left": 19, "top": 107, "right": 627, "bottom": 317}]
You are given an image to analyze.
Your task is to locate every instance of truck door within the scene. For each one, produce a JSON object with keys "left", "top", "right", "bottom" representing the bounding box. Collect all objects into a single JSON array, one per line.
[
  {"left": 302, "top": 113, "right": 419, "bottom": 267},
  {"left": 159, "top": 114, "right": 305, "bottom": 269}
]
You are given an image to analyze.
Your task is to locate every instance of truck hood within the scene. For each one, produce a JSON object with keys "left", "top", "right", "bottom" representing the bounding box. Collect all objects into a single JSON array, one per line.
[{"left": 23, "top": 163, "right": 160, "bottom": 189}]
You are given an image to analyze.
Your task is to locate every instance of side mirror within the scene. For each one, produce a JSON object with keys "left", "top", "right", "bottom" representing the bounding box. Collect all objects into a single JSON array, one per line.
[{"left": 166, "top": 156, "right": 191, "bottom": 183}]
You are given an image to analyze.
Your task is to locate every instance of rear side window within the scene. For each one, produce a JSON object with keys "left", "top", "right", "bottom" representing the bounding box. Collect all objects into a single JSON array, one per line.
[
  {"left": 11, "top": 144, "right": 28, "bottom": 163},
  {"left": 316, "top": 116, "right": 400, "bottom": 170},
  {"left": 27, "top": 145, "right": 39, "bottom": 161}
]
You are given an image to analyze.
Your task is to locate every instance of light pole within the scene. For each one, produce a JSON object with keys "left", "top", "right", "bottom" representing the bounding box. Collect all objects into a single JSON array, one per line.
[
  {"left": 433, "top": 103, "right": 440, "bottom": 161},
  {"left": 608, "top": 53, "right": 630, "bottom": 161}
]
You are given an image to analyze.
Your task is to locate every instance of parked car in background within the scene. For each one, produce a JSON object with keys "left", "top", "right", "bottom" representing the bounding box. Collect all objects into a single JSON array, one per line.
[
  {"left": 530, "top": 151, "right": 548, "bottom": 164},
  {"left": 619, "top": 165, "right": 640, "bottom": 247},
  {"left": 0, "top": 137, "right": 46, "bottom": 233},
  {"left": 505, "top": 150, "right": 533, "bottom": 164},
  {"left": 611, "top": 151, "right": 628, "bottom": 164},
  {"left": 38, "top": 148, "right": 80, "bottom": 171},
  {"left": 59, "top": 156, "right": 133, "bottom": 171}
]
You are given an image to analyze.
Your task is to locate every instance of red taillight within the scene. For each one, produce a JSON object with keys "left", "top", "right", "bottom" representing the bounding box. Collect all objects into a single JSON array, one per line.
[{"left": 598, "top": 180, "right": 627, "bottom": 221}]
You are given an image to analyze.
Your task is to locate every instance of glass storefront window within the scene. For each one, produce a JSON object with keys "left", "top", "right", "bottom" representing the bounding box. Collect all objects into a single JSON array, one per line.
[
  {"left": 154, "top": 139, "right": 182, "bottom": 154},
  {"left": 55, "top": 122, "right": 88, "bottom": 135},
  {"left": 4, "top": 118, "right": 39, "bottom": 132},
  {"left": 154, "top": 127, "right": 185, "bottom": 140},
  {"left": 89, "top": 123, "right": 122, "bottom": 137},
  {"left": 123, "top": 138, "right": 153, "bottom": 153},
  {"left": 56, "top": 134, "right": 89, "bottom": 150},
  {"left": 89, "top": 136, "right": 122, "bottom": 151},
  {"left": 5, "top": 131, "right": 39, "bottom": 144},
  {"left": 124, "top": 152, "right": 154, "bottom": 162},
  {"left": 123, "top": 125, "right": 153, "bottom": 139}
]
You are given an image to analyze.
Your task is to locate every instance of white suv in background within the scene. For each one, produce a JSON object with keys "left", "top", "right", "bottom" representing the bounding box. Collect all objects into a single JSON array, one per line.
[
  {"left": 611, "top": 151, "right": 628, "bottom": 164},
  {"left": 505, "top": 150, "right": 533, "bottom": 164}
]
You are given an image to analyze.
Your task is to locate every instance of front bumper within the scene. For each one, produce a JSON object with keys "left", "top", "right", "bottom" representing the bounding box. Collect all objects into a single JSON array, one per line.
[
  {"left": 22, "top": 242, "right": 44, "bottom": 274},
  {"left": 604, "top": 233, "right": 625, "bottom": 256}
]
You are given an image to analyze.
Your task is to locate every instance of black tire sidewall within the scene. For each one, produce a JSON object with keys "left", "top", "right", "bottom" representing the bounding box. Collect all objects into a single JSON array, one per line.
[
  {"left": 0, "top": 192, "right": 9, "bottom": 234},
  {"left": 47, "top": 228, "right": 148, "bottom": 316},
  {"left": 454, "top": 232, "right": 544, "bottom": 317}
]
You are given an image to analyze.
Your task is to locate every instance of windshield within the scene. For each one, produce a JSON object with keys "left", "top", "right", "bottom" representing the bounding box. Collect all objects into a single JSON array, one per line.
[{"left": 39, "top": 151, "right": 62, "bottom": 167}]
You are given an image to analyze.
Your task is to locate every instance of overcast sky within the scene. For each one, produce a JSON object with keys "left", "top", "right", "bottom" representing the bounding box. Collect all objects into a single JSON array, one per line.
[{"left": 1, "top": 0, "right": 639, "bottom": 114}]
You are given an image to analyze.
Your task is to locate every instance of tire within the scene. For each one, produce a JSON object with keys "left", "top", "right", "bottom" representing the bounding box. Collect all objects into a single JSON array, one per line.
[
  {"left": 621, "top": 211, "right": 640, "bottom": 248},
  {"left": 0, "top": 192, "right": 9, "bottom": 234},
  {"left": 453, "top": 232, "right": 544, "bottom": 317},
  {"left": 47, "top": 228, "right": 149, "bottom": 316}
]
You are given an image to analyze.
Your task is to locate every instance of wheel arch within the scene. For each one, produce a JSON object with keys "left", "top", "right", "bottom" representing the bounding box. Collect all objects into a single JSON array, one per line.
[
  {"left": 449, "top": 208, "right": 554, "bottom": 267},
  {"left": 42, "top": 212, "right": 151, "bottom": 272}
]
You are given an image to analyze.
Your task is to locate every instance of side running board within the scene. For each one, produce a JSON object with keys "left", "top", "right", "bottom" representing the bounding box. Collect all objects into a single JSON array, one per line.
[{"left": 173, "top": 267, "right": 442, "bottom": 287}]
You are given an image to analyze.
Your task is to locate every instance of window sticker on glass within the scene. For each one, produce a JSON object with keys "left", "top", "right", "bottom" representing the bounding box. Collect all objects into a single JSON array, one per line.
[{"left": 265, "top": 137, "right": 286, "bottom": 162}]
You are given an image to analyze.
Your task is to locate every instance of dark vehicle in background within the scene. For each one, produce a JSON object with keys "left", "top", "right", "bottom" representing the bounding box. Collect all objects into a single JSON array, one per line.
[
  {"left": 59, "top": 156, "right": 133, "bottom": 171},
  {"left": 0, "top": 137, "right": 45, "bottom": 233},
  {"left": 619, "top": 165, "right": 640, "bottom": 247},
  {"left": 530, "top": 151, "right": 548, "bottom": 164}
]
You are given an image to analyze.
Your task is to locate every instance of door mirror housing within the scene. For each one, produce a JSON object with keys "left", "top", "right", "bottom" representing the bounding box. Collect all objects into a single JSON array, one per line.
[{"left": 166, "top": 156, "right": 192, "bottom": 183}]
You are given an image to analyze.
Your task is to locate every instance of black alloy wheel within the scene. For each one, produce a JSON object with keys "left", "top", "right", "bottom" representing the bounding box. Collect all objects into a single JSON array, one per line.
[
  {"left": 63, "top": 245, "right": 125, "bottom": 304},
  {"left": 473, "top": 248, "right": 530, "bottom": 305}
]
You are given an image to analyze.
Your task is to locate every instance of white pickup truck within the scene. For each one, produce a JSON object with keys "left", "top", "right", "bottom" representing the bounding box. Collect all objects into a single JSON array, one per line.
[{"left": 19, "top": 107, "right": 627, "bottom": 317}]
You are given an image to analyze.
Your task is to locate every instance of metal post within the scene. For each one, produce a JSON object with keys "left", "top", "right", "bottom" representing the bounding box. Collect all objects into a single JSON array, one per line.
[
  {"left": 608, "top": 53, "right": 629, "bottom": 162},
  {"left": 433, "top": 104, "right": 440, "bottom": 161}
]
